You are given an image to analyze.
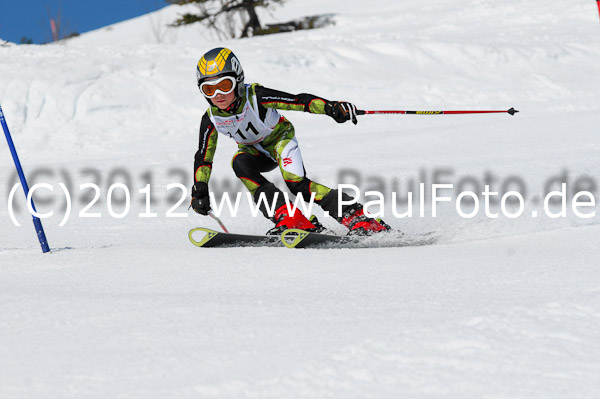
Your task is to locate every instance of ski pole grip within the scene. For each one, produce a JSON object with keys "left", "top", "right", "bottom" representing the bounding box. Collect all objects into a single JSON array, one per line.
[{"left": 356, "top": 110, "right": 366, "bottom": 116}]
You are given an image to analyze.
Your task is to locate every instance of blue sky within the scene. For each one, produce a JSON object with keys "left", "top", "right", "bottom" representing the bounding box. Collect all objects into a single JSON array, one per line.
[{"left": 0, "top": 0, "right": 168, "bottom": 44}]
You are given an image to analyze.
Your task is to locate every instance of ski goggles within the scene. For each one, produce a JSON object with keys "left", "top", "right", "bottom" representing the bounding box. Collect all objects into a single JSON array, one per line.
[{"left": 199, "top": 76, "right": 236, "bottom": 98}]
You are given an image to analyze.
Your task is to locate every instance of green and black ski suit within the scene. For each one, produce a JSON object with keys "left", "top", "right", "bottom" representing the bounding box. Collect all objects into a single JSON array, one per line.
[{"left": 193, "top": 83, "right": 341, "bottom": 217}]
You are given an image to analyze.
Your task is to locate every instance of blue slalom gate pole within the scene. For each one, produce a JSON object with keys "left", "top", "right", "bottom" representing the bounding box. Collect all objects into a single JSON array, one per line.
[{"left": 1, "top": 104, "right": 50, "bottom": 253}]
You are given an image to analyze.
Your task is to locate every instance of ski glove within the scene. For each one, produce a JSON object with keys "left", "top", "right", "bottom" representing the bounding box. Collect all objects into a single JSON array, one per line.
[
  {"left": 191, "top": 181, "right": 211, "bottom": 215},
  {"left": 325, "top": 101, "right": 358, "bottom": 125}
]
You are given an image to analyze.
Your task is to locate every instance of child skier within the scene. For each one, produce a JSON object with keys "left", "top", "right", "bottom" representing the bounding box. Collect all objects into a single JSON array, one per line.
[{"left": 190, "top": 47, "right": 390, "bottom": 235}]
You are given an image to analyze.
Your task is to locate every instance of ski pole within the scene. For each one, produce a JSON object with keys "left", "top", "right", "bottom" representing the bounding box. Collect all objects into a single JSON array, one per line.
[
  {"left": 357, "top": 107, "right": 519, "bottom": 116},
  {"left": 209, "top": 211, "right": 229, "bottom": 233}
]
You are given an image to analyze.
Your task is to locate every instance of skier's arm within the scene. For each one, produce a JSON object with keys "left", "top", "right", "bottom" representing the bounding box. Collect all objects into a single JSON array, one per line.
[
  {"left": 193, "top": 113, "right": 218, "bottom": 184},
  {"left": 254, "top": 85, "right": 328, "bottom": 114},
  {"left": 254, "top": 85, "right": 357, "bottom": 124},
  {"left": 191, "top": 113, "right": 217, "bottom": 215}
]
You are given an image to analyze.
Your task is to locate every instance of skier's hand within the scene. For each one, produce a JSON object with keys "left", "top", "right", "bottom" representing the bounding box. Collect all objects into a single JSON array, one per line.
[
  {"left": 325, "top": 101, "right": 358, "bottom": 125},
  {"left": 191, "top": 181, "right": 211, "bottom": 215}
]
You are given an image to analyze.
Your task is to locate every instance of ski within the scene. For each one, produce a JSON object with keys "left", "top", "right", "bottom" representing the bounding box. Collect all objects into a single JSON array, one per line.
[
  {"left": 189, "top": 227, "right": 439, "bottom": 249},
  {"left": 280, "top": 229, "right": 438, "bottom": 249},
  {"left": 188, "top": 227, "right": 281, "bottom": 248}
]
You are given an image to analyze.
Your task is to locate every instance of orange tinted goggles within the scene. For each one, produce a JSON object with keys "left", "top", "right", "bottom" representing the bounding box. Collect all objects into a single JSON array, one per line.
[{"left": 199, "top": 76, "right": 236, "bottom": 98}]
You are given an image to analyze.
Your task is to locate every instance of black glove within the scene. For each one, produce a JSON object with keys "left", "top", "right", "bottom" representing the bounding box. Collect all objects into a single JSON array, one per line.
[
  {"left": 191, "top": 181, "right": 211, "bottom": 215},
  {"left": 325, "top": 101, "right": 358, "bottom": 125}
]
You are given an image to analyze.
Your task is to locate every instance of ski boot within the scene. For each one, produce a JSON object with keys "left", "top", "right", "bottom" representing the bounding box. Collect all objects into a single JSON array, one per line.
[
  {"left": 340, "top": 204, "right": 391, "bottom": 236},
  {"left": 266, "top": 204, "right": 326, "bottom": 235}
]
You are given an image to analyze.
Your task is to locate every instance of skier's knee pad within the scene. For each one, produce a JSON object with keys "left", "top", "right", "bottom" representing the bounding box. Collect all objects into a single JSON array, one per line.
[
  {"left": 285, "top": 178, "right": 311, "bottom": 198},
  {"left": 231, "top": 153, "right": 252, "bottom": 178},
  {"left": 232, "top": 152, "right": 277, "bottom": 179}
]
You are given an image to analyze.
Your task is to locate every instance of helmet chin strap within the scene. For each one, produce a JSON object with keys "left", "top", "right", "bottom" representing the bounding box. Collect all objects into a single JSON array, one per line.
[{"left": 223, "top": 95, "right": 241, "bottom": 114}]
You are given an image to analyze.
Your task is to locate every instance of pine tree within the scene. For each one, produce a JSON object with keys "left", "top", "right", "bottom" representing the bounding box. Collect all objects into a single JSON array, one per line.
[{"left": 166, "top": 0, "right": 286, "bottom": 38}]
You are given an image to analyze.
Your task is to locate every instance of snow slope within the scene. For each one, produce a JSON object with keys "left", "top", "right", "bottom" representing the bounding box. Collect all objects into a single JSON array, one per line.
[{"left": 1, "top": 1, "right": 600, "bottom": 398}]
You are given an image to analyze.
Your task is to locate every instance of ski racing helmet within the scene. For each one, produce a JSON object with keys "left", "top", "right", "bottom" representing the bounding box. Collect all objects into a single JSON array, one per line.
[{"left": 196, "top": 47, "right": 245, "bottom": 98}]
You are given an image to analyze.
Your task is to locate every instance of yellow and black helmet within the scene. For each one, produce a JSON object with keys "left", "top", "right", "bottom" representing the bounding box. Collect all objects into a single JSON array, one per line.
[{"left": 196, "top": 47, "right": 245, "bottom": 97}]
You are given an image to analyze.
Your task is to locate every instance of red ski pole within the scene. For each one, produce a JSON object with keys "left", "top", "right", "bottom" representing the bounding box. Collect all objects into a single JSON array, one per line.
[
  {"left": 597, "top": 0, "right": 600, "bottom": 22},
  {"left": 357, "top": 107, "right": 519, "bottom": 116}
]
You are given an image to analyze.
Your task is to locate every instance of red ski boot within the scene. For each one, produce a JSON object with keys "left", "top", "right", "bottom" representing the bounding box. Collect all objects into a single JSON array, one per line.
[
  {"left": 267, "top": 204, "right": 325, "bottom": 235},
  {"left": 340, "top": 204, "right": 391, "bottom": 236}
]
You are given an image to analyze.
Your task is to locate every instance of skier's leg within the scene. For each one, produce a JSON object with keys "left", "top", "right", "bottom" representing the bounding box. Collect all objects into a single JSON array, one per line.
[
  {"left": 234, "top": 128, "right": 324, "bottom": 233},
  {"left": 232, "top": 145, "right": 318, "bottom": 233},
  {"left": 274, "top": 130, "right": 390, "bottom": 235},
  {"left": 232, "top": 146, "right": 276, "bottom": 195},
  {"left": 274, "top": 129, "right": 332, "bottom": 203},
  {"left": 231, "top": 145, "right": 286, "bottom": 218}
]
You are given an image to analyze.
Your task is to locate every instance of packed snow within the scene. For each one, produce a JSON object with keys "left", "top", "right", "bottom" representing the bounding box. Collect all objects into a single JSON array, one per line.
[{"left": 1, "top": 0, "right": 600, "bottom": 398}]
